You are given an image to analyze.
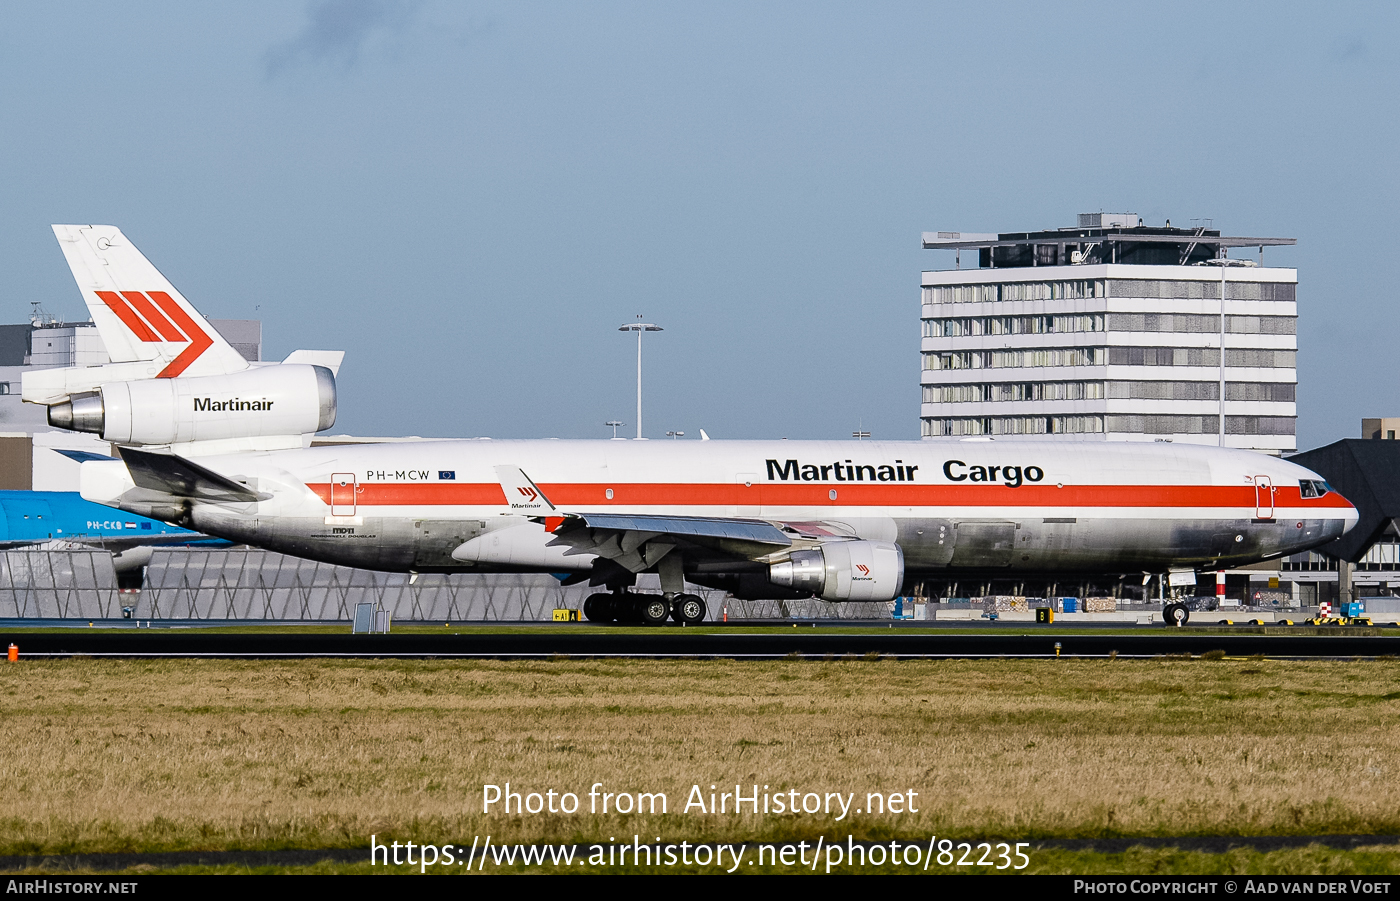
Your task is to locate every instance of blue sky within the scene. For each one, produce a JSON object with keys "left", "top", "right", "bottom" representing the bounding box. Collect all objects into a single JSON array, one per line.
[{"left": 0, "top": 2, "right": 1393, "bottom": 447}]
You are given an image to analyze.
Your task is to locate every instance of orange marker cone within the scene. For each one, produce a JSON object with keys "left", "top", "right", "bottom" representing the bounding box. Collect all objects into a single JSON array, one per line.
[{"left": 7, "top": 644, "right": 16, "bottom": 662}]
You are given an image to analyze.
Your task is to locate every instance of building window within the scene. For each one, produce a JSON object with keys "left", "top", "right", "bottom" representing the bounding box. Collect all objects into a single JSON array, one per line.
[
  {"left": 1106, "top": 380, "right": 1221, "bottom": 400},
  {"left": 1105, "top": 280, "right": 1296, "bottom": 301},
  {"left": 924, "top": 280, "right": 1105, "bottom": 305},
  {"left": 1224, "top": 382, "right": 1296, "bottom": 402},
  {"left": 1102, "top": 313, "right": 1296, "bottom": 335},
  {"left": 924, "top": 347, "right": 1106, "bottom": 371},
  {"left": 923, "top": 381, "right": 1106, "bottom": 403},
  {"left": 922, "top": 313, "right": 1105, "bottom": 337},
  {"left": 1107, "top": 313, "right": 1220, "bottom": 333},
  {"left": 1225, "top": 315, "right": 1297, "bottom": 335},
  {"left": 1224, "top": 349, "right": 1296, "bottom": 368},
  {"left": 922, "top": 415, "right": 1105, "bottom": 437},
  {"left": 1107, "top": 347, "right": 1221, "bottom": 367},
  {"left": 1104, "top": 414, "right": 1221, "bottom": 434},
  {"left": 1225, "top": 416, "right": 1296, "bottom": 436},
  {"left": 1226, "top": 282, "right": 1297, "bottom": 301}
]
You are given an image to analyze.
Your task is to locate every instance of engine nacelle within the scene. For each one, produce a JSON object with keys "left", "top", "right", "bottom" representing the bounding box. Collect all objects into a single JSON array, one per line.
[
  {"left": 768, "top": 540, "right": 904, "bottom": 601},
  {"left": 46, "top": 364, "right": 336, "bottom": 445}
]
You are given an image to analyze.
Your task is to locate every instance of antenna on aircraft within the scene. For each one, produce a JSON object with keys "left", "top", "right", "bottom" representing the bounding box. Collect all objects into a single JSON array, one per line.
[{"left": 606, "top": 420, "right": 624, "bottom": 439}]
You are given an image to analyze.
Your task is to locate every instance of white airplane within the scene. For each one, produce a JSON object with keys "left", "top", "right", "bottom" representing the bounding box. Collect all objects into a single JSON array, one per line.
[
  {"left": 31, "top": 226, "right": 1358, "bottom": 625},
  {"left": 25, "top": 225, "right": 343, "bottom": 456}
]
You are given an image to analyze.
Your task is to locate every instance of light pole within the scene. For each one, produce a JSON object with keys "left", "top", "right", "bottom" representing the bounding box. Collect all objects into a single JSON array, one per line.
[{"left": 618, "top": 316, "right": 662, "bottom": 439}]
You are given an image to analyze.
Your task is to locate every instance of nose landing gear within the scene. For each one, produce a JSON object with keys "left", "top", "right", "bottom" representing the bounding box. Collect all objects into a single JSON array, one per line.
[{"left": 1163, "top": 602, "right": 1190, "bottom": 626}]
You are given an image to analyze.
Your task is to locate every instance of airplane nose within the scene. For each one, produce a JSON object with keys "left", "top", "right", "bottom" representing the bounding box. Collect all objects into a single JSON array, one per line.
[{"left": 1340, "top": 501, "right": 1359, "bottom": 535}]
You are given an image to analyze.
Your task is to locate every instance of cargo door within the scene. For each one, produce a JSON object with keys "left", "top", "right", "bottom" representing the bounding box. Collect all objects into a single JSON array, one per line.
[
  {"left": 950, "top": 521, "right": 1017, "bottom": 567},
  {"left": 330, "top": 473, "right": 357, "bottom": 516},
  {"left": 1254, "top": 475, "right": 1274, "bottom": 520}
]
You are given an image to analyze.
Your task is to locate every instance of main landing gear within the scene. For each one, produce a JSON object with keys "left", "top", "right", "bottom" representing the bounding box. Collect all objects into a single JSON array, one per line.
[{"left": 583, "top": 591, "right": 707, "bottom": 626}]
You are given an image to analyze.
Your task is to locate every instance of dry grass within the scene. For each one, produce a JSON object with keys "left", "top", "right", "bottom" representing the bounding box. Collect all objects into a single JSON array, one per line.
[{"left": 1, "top": 657, "right": 1399, "bottom": 854}]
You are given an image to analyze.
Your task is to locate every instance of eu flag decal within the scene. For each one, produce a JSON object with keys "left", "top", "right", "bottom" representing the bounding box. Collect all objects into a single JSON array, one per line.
[{"left": 438, "top": 471, "right": 456, "bottom": 480}]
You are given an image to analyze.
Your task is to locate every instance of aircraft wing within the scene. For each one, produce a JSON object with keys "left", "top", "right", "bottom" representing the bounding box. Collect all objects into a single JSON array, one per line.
[
  {"left": 493, "top": 467, "right": 794, "bottom": 574},
  {"left": 544, "top": 512, "right": 792, "bottom": 574},
  {"left": 559, "top": 512, "right": 790, "bottom": 546}
]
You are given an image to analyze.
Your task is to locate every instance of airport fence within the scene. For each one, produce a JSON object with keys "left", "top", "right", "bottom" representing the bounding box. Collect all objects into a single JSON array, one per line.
[
  {"left": 0, "top": 547, "right": 892, "bottom": 622},
  {"left": 0, "top": 550, "right": 123, "bottom": 619}
]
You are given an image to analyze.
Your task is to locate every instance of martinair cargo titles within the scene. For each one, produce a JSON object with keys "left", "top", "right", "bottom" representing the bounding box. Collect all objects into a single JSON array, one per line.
[{"left": 30, "top": 226, "right": 1357, "bottom": 625}]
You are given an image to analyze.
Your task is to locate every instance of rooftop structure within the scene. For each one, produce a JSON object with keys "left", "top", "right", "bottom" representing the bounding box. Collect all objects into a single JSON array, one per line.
[{"left": 922, "top": 213, "right": 1295, "bottom": 268}]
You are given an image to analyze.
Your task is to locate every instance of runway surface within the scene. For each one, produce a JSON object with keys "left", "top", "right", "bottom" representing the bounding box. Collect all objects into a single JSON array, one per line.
[{"left": 2, "top": 625, "right": 1398, "bottom": 658}]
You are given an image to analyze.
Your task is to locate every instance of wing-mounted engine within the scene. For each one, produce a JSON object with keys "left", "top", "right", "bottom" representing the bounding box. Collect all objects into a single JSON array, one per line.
[
  {"left": 43, "top": 364, "right": 336, "bottom": 447},
  {"left": 768, "top": 540, "right": 904, "bottom": 601}
]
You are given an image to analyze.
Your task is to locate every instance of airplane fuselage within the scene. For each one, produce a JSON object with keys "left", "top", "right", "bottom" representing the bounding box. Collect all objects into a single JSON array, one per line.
[
  {"left": 83, "top": 439, "right": 1356, "bottom": 588},
  {"left": 0, "top": 490, "right": 200, "bottom": 543}
]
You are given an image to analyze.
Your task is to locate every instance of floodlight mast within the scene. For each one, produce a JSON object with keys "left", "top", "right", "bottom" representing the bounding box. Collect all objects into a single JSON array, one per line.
[{"left": 618, "top": 316, "right": 662, "bottom": 439}]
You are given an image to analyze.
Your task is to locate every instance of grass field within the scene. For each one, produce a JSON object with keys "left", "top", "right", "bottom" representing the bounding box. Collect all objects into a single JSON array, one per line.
[{"left": 2, "top": 655, "right": 1399, "bottom": 874}]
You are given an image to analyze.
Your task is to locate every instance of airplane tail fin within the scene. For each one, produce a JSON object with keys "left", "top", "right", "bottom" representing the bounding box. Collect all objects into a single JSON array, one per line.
[{"left": 51, "top": 225, "right": 249, "bottom": 378}]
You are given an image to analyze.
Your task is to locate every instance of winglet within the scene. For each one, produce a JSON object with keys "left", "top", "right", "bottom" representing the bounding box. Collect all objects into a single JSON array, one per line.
[{"left": 493, "top": 465, "right": 558, "bottom": 515}]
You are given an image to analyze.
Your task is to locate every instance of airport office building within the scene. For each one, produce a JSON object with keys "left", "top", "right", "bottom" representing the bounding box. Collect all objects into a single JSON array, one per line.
[{"left": 920, "top": 214, "right": 1297, "bottom": 454}]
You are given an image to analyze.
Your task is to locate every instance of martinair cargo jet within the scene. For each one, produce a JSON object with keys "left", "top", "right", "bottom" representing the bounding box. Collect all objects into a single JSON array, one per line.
[{"left": 31, "top": 226, "right": 1358, "bottom": 625}]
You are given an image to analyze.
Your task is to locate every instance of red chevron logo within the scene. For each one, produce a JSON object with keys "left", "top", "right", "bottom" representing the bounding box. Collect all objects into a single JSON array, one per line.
[
  {"left": 517, "top": 486, "right": 539, "bottom": 502},
  {"left": 856, "top": 564, "right": 870, "bottom": 576},
  {"left": 94, "top": 290, "right": 213, "bottom": 378}
]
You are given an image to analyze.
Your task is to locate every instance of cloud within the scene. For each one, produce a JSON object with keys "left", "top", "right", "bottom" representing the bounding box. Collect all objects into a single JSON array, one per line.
[{"left": 264, "top": 0, "right": 420, "bottom": 76}]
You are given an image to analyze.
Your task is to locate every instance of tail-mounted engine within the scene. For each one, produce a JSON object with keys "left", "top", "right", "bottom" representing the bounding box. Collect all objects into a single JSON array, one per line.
[
  {"left": 45, "top": 364, "right": 336, "bottom": 445},
  {"left": 768, "top": 540, "right": 904, "bottom": 601}
]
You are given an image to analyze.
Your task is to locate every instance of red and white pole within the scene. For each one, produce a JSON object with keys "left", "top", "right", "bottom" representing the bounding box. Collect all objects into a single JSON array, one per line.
[{"left": 1216, "top": 571, "right": 1226, "bottom": 604}]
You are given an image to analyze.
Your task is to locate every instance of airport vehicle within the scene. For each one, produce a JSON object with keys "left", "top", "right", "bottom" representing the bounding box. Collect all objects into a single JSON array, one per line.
[{"left": 36, "top": 226, "right": 1359, "bottom": 623}]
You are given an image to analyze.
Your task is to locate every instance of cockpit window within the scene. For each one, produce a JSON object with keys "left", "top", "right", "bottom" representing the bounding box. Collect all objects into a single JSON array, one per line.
[{"left": 1299, "top": 480, "right": 1331, "bottom": 498}]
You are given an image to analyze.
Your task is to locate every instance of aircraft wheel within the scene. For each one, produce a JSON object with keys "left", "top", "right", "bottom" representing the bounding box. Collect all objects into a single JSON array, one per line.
[
  {"left": 613, "top": 594, "right": 642, "bottom": 624},
  {"left": 583, "top": 593, "right": 611, "bottom": 623},
  {"left": 640, "top": 596, "right": 671, "bottom": 626},
  {"left": 674, "top": 593, "right": 707, "bottom": 625},
  {"left": 1163, "top": 603, "right": 1190, "bottom": 627}
]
